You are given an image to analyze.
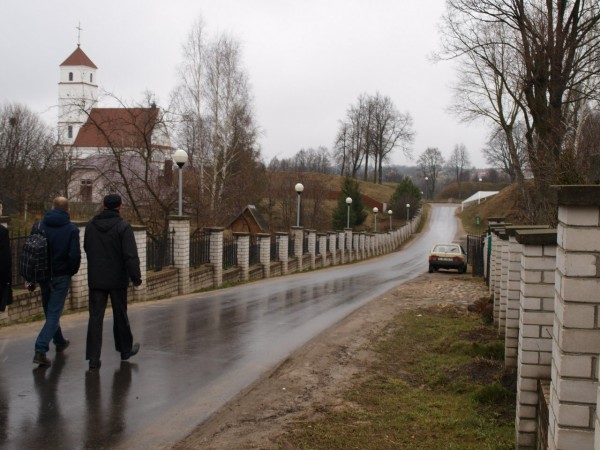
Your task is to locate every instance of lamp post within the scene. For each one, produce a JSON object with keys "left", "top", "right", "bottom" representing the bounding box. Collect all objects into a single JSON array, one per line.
[
  {"left": 425, "top": 176, "right": 429, "bottom": 199},
  {"left": 373, "top": 207, "right": 378, "bottom": 232},
  {"left": 406, "top": 203, "right": 410, "bottom": 222},
  {"left": 173, "top": 149, "right": 188, "bottom": 216},
  {"left": 346, "top": 197, "right": 353, "bottom": 228},
  {"left": 478, "top": 177, "right": 482, "bottom": 204},
  {"left": 295, "top": 183, "right": 304, "bottom": 227},
  {"left": 387, "top": 209, "right": 392, "bottom": 231}
]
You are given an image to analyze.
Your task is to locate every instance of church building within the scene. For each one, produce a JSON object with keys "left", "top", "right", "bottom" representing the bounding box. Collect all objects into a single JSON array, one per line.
[{"left": 57, "top": 44, "right": 174, "bottom": 204}]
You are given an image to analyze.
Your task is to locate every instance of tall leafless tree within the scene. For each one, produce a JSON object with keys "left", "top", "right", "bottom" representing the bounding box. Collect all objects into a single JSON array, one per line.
[
  {"left": 417, "top": 147, "right": 445, "bottom": 198},
  {"left": 447, "top": 143, "right": 471, "bottom": 198},
  {"left": 440, "top": 0, "right": 600, "bottom": 222},
  {"left": 333, "top": 93, "right": 413, "bottom": 183},
  {"left": 0, "top": 103, "right": 61, "bottom": 218}
]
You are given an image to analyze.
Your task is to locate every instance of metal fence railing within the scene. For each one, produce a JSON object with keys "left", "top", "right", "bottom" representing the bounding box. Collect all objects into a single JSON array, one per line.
[
  {"left": 302, "top": 234, "right": 309, "bottom": 254},
  {"left": 288, "top": 237, "right": 295, "bottom": 257},
  {"left": 223, "top": 235, "right": 237, "bottom": 269},
  {"left": 467, "top": 233, "right": 485, "bottom": 277},
  {"left": 8, "top": 231, "right": 29, "bottom": 286},
  {"left": 270, "top": 236, "right": 279, "bottom": 261},
  {"left": 147, "top": 229, "right": 175, "bottom": 271},
  {"left": 190, "top": 229, "right": 210, "bottom": 268},
  {"left": 249, "top": 236, "right": 259, "bottom": 265}
]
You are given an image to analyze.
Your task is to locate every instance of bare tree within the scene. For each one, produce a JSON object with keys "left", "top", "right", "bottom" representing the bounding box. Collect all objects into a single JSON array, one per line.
[
  {"left": 483, "top": 124, "right": 528, "bottom": 182},
  {"left": 440, "top": 0, "right": 600, "bottom": 221},
  {"left": 447, "top": 143, "right": 471, "bottom": 198},
  {"left": 171, "top": 19, "right": 263, "bottom": 226},
  {"left": 417, "top": 147, "right": 445, "bottom": 198},
  {"left": 0, "top": 103, "right": 61, "bottom": 218},
  {"left": 334, "top": 93, "right": 413, "bottom": 183}
]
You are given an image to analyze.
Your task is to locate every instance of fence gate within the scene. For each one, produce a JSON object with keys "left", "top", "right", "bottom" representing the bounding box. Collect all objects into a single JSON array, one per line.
[{"left": 466, "top": 233, "right": 485, "bottom": 277}]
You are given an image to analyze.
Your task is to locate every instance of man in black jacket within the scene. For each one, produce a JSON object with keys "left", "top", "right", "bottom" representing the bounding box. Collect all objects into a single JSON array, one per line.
[
  {"left": 33, "top": 197, "right": 81, "bottom": 366},
  {"left": 84, "top": 194, "right": 142, "bottom": 370}
]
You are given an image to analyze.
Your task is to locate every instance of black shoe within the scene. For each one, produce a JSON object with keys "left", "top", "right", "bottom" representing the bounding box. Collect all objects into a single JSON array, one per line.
[
  {"left": 55, "top": 339, "right": 70, "bottom": 353},
  {"left": 33, "top": 352, "right": 51, "bottom": 366},
  {"left": 121, "top": 343, "right": 140, "bottom": 361},
  {"left": 89, "top": 359, "right": 101, "bottom": 370}
]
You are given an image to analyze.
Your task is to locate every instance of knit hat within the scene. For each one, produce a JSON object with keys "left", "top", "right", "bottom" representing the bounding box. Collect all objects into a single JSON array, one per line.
[{"left": 103, "top": 194, "right": 122, "bottom": 210}]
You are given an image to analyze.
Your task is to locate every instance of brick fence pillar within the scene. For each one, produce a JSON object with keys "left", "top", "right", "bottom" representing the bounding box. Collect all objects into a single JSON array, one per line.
[
  {"left": 292, "top": 227, "right": 303, "bottom": 272},
  {"left": 499, "top": 231, "right": 509, "bottom": 334},
  {"left": 170, "top": 216, "right": 190, "bottom": 295},
  {"left": 357, "top": 233, "right": 364, "bottom": 260},
  {"left": 131, "top": 224, "right": 148, "bottom": 302},
  {"left": 308, "top": 229, "right": 317, "bottom": 270},
  {"left": 338, "top": 231, "right": 346, "bottom": 264},
  {"left": 548, "top": 186, "right": 600, "bottom": 450},
  {"left": 207, "top": 227, "right": 223, "bottom": 288},
  {"left": 514, "top": 229, "right": 557, "bottom": 449},
  {"left": 70, "top": 222, "right": 89, "bottom": 309},
  {"left": 318, "top": 233, "right": 328, "bottom": 267},
  {"left": 234, "top": 232, "right": 250, "bottom": 282},
  {"left": 277, "top": 232, "right": 289, "bottom": 275},
  {"left": 345, "top": 228, "right": 353, "bottom": 262},
  {"left": 329, "top": 232, "right": 337, "bottom": 266},
  {"left": 258, "top": 233, "right": 271, "bottom": 278}
]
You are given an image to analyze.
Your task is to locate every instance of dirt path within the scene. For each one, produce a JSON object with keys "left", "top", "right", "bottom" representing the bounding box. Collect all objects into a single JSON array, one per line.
[{"left": 172, "top": 270, "right": 489, "bottom": 450}]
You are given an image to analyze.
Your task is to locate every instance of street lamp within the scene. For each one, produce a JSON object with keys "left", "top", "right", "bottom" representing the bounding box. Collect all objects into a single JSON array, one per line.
[
  {"left": 425, "top": 176, "right": 429, "bottom": 199},
  {"left": 406, "top": 203, "right": 410, "bottom": 222},
  {"left": 173, "top": 149, "right": 188, "bottom": 216},
  {"left": 373, "top": 207, "right": 379, "bottom": 232},
  {"left": 478, "top": 177, "right": 482, "bottom": 204},
  {"left": 387, "top": 209, "right": 392, "bottom": 231},
  {"left": 346, "top": 197, "right": 353, "bottom": 228},
  {"left": 295, "top": 183, "right": 304, "bottom": 227}
]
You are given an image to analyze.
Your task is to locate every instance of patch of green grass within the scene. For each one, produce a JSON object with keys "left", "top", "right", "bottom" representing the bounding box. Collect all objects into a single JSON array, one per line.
[{"left": 278, "top": 307, "right": 515, "bottom": 449}]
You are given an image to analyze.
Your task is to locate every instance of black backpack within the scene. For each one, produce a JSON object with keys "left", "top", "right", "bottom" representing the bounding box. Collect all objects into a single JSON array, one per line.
[{"left": 19, "top": 222, "right": 50, "bottom": 283}]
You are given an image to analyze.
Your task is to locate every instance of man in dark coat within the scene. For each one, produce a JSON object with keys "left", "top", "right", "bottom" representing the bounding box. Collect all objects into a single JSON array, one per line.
[
  {"left": 84, "top": 194, "right": 141, "bottom": 370},
  {"left": 33, "top": 197, "right": 81, "bottom": 366}
]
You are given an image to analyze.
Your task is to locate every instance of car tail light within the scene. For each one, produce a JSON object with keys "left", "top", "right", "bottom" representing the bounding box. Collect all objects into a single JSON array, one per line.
[
  {"left": 453, "top": 256, "right": 462, "bottom": 262},
  {"left": 429, "top": 255, "right": 438, "bottom": 261}
]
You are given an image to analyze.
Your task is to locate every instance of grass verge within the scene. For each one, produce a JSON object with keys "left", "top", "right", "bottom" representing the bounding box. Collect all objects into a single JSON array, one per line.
[{"left": 278, "top": 304, "right": 514, "bottom": 449}]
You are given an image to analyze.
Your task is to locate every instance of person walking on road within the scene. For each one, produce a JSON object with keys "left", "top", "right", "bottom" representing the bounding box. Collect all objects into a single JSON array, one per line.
[
  {"left": 32, "top": 197, "right": 81, "bottom": 366},
  {"left": 84, "top": 194, "right": 141, "bottom": 370}
]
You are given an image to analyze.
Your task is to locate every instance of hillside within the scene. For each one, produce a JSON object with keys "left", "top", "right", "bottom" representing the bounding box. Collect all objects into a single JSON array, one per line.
[{"left": 459, "top": 183, "right": 529, "bottom": 234}]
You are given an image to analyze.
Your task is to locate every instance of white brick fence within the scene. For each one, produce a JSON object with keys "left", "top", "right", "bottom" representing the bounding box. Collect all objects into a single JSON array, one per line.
[
  {"left": 485, "top": 185, "right": 600, "bottom": 450},
  {"left": 1, "top": 210, "right": 422, "bottom": 326}
]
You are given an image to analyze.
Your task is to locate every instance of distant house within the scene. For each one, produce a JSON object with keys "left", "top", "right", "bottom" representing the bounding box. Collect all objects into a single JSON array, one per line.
[{"left": 227, "top": 205, "right": 269, "bottom": 234}]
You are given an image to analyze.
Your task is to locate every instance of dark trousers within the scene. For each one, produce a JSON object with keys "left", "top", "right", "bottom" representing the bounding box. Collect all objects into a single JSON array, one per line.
[{"left": 86, "top": 288, "right": 133, "bottom": 361}]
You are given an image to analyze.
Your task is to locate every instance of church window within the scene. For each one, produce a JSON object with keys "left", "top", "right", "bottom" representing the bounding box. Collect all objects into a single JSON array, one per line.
[
  {"left": 90, "top": 73, "right": 93, "bottom": 83},
  {"left": 68, "top": 72, "right": 73, "bottom": 81},
  {"left": 67, "top": 126, "right": 73, "bottom": 138},
  {"left": 80, "top": 179, "right": 93, "bottom": 203}
]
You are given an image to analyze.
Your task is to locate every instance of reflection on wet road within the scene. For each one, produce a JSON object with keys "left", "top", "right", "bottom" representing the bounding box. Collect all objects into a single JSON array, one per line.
[{"left": 0, "top": 205, "right": 458, "bottom": 449}]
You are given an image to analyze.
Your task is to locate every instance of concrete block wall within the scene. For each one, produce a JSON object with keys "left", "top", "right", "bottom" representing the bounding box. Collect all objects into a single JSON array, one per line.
[
  {"left": 506, "top": 233, "right": 522, "bottom": 368},
  {"left": 514, "top": 229, "right": 557, "bottom": 449},
  {"left": 277, "top": 232, "right": 289, "bottom": 275},
  {"left": 69, "top": 222, "right": 88, "bottom": 309},
  {"left": 549, "top": 186, "right": 600, "bottom": 450}
]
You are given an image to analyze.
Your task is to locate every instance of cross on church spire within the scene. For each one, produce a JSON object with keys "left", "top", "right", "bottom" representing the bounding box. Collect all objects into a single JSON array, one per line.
[{"left": 76, "top": 22, "right": 83, "bottom": 47}]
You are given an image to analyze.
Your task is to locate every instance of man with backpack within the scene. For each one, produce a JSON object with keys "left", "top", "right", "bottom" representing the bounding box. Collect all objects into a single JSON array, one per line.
[{"left": 29, "top": 197, "right": 81, "bottom": 366}]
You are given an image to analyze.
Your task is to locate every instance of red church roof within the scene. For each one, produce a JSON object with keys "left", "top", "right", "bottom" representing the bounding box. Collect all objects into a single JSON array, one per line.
[
  {"left": 60, "top": 46, "right": 97, "bottom": 68},
  {"left": 73, "top": 108, "right": 160, "bottom": 148}
]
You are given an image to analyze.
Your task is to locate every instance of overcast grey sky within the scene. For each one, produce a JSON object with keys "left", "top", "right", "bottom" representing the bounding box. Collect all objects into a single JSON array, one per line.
[{"left": 0, "top": 0, "right": 490, "bottom": 167}]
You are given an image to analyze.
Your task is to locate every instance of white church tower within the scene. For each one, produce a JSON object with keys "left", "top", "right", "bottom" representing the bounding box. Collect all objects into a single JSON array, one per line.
[{"left": 57, "top": 44, "right": 98, "bottom": 147}]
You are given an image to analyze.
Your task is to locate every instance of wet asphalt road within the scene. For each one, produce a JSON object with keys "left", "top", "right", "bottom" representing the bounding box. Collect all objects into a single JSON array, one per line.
[{"left": 0, "top": 204, "right": 458, "bottom": 449}]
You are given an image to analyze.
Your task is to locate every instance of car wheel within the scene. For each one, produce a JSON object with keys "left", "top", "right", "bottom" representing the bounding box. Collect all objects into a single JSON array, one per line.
[
  {"left": 461, "top": 265, "right": 467, "bottom": 274},
  {"left": 429, "top": 265, "right": 434, "bottom": 273}
]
